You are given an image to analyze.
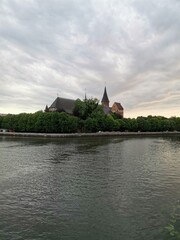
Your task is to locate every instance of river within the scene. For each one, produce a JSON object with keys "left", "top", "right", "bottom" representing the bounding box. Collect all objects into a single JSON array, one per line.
[{"left": 0, "top": 135, "right": 180, "bottom": 240}]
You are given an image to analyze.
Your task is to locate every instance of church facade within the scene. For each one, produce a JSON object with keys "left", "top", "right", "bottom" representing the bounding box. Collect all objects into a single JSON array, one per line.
[
  {"left": 45, "top": 87, "right": 124, "bottom": 118},
  {"left": 101, "top": 87, "right": 124, "bottom": 118}
]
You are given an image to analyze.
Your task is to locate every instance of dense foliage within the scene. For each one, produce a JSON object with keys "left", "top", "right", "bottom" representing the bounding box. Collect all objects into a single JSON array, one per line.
[
  {"left": 0, "top": 99, "right": 179, "bottom": 133},
  {"left": 73, "top": 98, "right": 99, "bottom": 120},
  {"left": 0, "top": 112, "right": 79, "bottom": 133}
]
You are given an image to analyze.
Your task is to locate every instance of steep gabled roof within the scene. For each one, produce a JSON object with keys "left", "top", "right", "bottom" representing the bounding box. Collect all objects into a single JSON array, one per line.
[
  {"left": 113, "top": 102, "right": 124, "bottom": 110},
  {"left": 101, "top": 87, "right": 109, "bottom": 104},
  {"left": 49, "top": 97, "right": 75, "bottom": 114}
]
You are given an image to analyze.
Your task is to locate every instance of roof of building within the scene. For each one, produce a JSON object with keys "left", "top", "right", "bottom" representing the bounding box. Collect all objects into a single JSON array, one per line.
[
  {"left": 49, "top": 97, "right": 75, "bottom": 114},
  {"left": 113, "top": 102, "right": 124, "bottom": 110},
  {"left": 101, "top": 87, "right": 109, "bottom": 103}
]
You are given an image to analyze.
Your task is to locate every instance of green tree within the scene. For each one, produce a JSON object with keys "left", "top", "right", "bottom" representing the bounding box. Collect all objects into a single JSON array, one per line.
[
  {"left": 104, "top": 115, "right": 120, "bottom": 131},
  {"left": 147, "top": 116, "right": 161, "bottom": 132},
  {"left": 58, "top": 112, "right": 78, "bottom": 133},
  {"left": 1, "top": 114, "right": 17, "bottom": 130},
  {"left": 73, "top": 98, "right": 99, "bottom": 120},
  {"left": 117, "top": 119, "right": 126, "bottom": 131},
  {"left": 84, "top": 118, "right": 98, "bottom": 132},
  {"left": 1, "top": 112, "right": 179, "bottom": 133},
  {"left": 0, "top": 116, "right": 3, "bottom": 128},
  {"left": 73, "top": 99, "right": 86, "bottom": 119},
  {"left": 137, "top": 117, "right": 150, "bottom": 132}
]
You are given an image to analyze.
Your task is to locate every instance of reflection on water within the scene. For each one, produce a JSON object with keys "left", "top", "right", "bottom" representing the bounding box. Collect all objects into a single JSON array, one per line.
[{"left": 0, "top": 136, "right": 180, "bottom": 240}]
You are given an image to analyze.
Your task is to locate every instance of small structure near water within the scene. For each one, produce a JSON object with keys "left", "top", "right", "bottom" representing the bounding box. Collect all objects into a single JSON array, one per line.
[{"left": 0, "top": 129, "right": 8, "bottom": 133}]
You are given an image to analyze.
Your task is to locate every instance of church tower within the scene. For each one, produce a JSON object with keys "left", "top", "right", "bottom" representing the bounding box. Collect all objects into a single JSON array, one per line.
[{"left": 101, "top": 86, "right": 110, "bottom": 107}]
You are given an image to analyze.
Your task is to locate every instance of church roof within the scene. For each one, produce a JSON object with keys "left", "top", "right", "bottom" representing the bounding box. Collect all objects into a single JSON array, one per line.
[
  {"left": 49, "top": 97, "right": 75, "bottom": 114},
  {"left": 101, "top": 87, "right": 109, "bottom": 103}
]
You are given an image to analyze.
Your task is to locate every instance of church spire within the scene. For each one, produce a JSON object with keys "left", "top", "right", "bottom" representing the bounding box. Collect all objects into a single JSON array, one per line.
[
  {"left": 101, "top": 86, "right": 110, "bottom": 107},
  {"left": 84, "top": 88, "right": 87, "bottom": 101},
  {"left": 44, "top": 105, "right": 49, "bottom": 112}
]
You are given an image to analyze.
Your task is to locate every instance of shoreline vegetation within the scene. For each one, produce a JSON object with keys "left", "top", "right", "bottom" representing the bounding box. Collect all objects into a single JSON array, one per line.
[
  {"left": 0, "top": 131, "right": 179, "bottom": 139},
  {"left": 0, "top": 99, "right": 179, "bottom": 135}
]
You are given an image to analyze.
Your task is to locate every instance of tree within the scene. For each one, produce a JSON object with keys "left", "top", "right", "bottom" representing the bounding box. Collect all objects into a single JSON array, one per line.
[
  {"left": 0, "top": 112, "right": 179, "bottom": 133},
  {"left": 137, "top": 117, "right": 150, "bottom": 132},
  {"left": 0, "top": 116, "right": 3, "bottom": 128},
  {"left": 57, "top": 112, "right": 78, "bottom": 133},
  {"left": 73, "top": 99, "right": 86, "bottom": 119},
  {"left": 116, "top": 119, "right": 126, "bottom": 131},
  {"left": 84, "top": 118, "right": 98, "bottom": 132},
  {"left": 73, "top": 98, "right": 99, "bottom": 120},
  {"left": 104, "top": 115, "right": 120, "bottom": 131}
]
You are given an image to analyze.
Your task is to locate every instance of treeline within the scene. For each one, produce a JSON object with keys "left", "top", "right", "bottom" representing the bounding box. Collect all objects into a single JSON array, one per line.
[
  {"left": 0, "top": 98, "right": 179, "bottom": 133},
  {"left": 0, "top": 111, "right": 179, "bottom": 133}
]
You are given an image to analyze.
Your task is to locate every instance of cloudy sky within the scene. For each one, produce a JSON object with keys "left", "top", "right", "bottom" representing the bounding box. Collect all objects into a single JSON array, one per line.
[{"left": 0, "top": 0, "right": 180, "bottom": 117}]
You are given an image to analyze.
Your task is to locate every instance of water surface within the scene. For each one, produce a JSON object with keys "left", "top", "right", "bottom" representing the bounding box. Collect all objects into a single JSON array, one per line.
[{"left": 0, "top": 136, "right": 180, "bottom": 240}]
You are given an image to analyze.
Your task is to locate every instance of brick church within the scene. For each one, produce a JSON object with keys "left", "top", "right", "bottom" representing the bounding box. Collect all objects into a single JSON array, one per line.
[
  {"left": 45, "top": 87, "right": 124, "bottom": 118},
  {"left": 101, "top": 87, "right": 124, "bottom": 118}
]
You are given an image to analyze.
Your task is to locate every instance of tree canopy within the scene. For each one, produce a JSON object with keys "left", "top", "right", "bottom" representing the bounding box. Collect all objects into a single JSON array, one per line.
[{"left": 0, "top": 99, "right": 179, "bottom": 133}]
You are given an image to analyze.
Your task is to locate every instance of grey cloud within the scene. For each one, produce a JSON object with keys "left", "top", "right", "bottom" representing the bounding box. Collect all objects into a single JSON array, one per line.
[{"left": 0, "top": 0, "right": 179, "bottom": 116}]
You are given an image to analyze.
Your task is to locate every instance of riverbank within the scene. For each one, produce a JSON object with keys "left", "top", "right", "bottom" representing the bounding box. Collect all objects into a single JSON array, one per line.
[{"left": 0, "top": 131, "right": 179, "bottom": 138}]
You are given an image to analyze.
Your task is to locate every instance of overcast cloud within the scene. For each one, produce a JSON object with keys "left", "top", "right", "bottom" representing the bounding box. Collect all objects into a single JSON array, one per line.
[{"left": 0, "top": 0, "right": 180, "bottom": 117}]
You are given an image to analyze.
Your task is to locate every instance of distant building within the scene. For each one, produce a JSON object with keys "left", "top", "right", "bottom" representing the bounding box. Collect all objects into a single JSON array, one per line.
[
  {"left": 45, "top": 87, "right": 124, "bottom": 118},
  {"left": 0, "top": 129, "right": 8, "bottom": 133},
  {"left": 101, "top": 87, "right": 124, "bottom": 118},
  {"left": 111, "top": 102, "right": 124, "bottom": 118},
  {"left": 45, "top": 97, "right": 75, "bottom": 114}
]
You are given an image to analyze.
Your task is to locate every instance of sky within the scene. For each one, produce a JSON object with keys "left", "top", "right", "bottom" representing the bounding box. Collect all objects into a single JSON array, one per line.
[{"left": 0, "top": 0, "right": 180, "bottom": 118}]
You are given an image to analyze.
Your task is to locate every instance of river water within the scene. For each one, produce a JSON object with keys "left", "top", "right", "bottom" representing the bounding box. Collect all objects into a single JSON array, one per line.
[{"left": 0, "top": 135, "right": 180, "bottom": 240}]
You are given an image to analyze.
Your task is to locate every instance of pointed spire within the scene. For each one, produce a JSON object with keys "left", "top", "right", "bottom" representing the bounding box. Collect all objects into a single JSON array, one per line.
[
  {"left": 101, "top": 86, "right": 110, "bottom": 107},
  {"left": 84, "top": 88, "right": 87, "bottom": 101},
  {"left": 45, "top": 105, "right": 49, "bottom": 112}
]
